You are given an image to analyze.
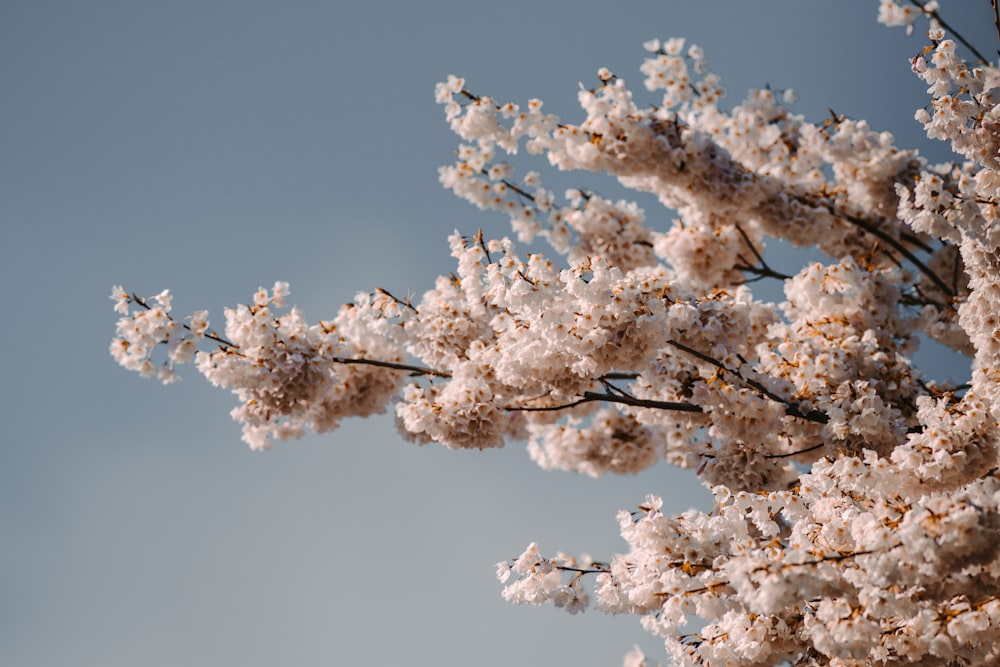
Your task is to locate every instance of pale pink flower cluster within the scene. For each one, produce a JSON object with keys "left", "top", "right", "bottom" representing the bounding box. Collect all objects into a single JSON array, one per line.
[
  {"left": 110, "top": 287, "right": 206, "bottom": 384},
  {"left": 527, "top": 408, "right": 662, "bottom": 478},
  {"left": 112, "top": 283, "right": 408, "bottom": 449},
  {"left": 496, "top": 543, "right": 595, "bottom": 615},
  {"left": 639, "top": 37, "right": 721, "bottom": 110},
  {"left": 112, "top": 3, "right": 1000, "bottom": 665},
  {"left": 878, "top": 0, "right": 937, "bottom": 35}
]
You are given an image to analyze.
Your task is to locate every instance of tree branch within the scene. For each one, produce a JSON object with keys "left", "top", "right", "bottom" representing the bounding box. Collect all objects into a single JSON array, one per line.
[
  {"left": 910, "top": 0, "right": 991, "bottom": 64},
  {"left": 129, "top": 293, "right": 239, "bottom": 351},
  {"left": 331, "top": 357, "right": 452, "bottom": 378},
  {"left": 666, "top": 339, "right": 829, "bottom": 424},
  {"left": 808, "top": 199, "right": 956, "bottom": 302}
]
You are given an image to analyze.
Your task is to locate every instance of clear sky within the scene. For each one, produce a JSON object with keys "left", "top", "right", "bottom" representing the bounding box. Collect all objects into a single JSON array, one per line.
[{"left": 1, "top": 2, "right": 993, "bottom": 666}]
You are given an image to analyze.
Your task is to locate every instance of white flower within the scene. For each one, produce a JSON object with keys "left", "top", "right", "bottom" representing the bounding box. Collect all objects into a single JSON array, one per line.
[{"left": 110, "top": 285, "right": 129, "bottom": 315}]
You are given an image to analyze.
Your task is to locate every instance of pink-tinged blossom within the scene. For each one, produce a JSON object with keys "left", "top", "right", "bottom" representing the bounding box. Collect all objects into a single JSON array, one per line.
[{"left": 111, "top": 5, "right": 1000, "bottom": 665}]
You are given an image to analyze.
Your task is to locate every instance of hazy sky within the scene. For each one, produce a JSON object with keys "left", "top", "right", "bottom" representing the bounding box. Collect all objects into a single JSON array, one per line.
[{"left": 2, "top": 2, "right": 993, "bottom": 666}]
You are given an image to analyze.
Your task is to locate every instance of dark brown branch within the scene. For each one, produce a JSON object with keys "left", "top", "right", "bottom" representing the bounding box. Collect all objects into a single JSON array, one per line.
[
  {"left": 599, "top": 377, "right": 633, "bottom": 398},
  {"left": 331, "top": 357, "right": 452, "bottom": 378},
  {"left": 899, "top": 228, "right": 934, "bottom": 254},
  {"left": 734, "top": 223, "right": 766, "bottom": 267},
  {"left": 129, "top": 293, "right": 239, "bottom": 351},
  {"left": 910, "top": 0, "right": 991, "bottom": 64},
  {"left": 507, "top": 360, "right": 831, "bottom": 425},
  {"left": 809, "top": 200, "right": 956, "bottom": 301},
  {"left": 732, "top": 223, "right": 793, "bottom": 282},
  {"left": 735, "top": 261, "right": 792, "bottom": 282},
  {"left": 665, "top": 547, "right": 885, "bottom": 598},
  {"left": 764, "top": 442, "right": 827, "bottom": 459},
  {"left": 459, "top": 88, "right": 481, "bottom": 103},
  {"left": 602, "top": 371, "right": 640, "bottom": 380},
  {"left": 504, "top": 392, "right": 704, "bottom": 415},
  {"left": 901, "top": 283, "right": 950, "bottom": 311},
  {"left": 761, "top": 548, "right": 878, "bottom": 571},
  {"left": 579, "top": 391, "right": 705, "bottom": 413},
  {"left": 474, "top": 228, "right": 493, "bottom": 264},
  {"left": 505, "top": 397, "right": 592, "bottom": 413},
  {"left": 477, "top": 167, "right": 540, "bottom": 212},
  {"left": 553, "top": 563, "right": 611, "bottom": 575},
  {"left": 376, "top": 287, "right": 418, "bottom": 314},
  {"left": 127, "top": 292, "right": 450, "bottom": 377},
  {"left": 666, "top": 340, "right": 829, "bottom": 425}
]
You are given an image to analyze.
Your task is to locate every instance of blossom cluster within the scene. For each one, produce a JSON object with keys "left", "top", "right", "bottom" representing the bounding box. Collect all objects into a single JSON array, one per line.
[
  {"left": 111, "top": 2, "right": 1000, "bottom": 665},
  {"left": 111, "top": 283, "right": 409, "bottom": 449}
]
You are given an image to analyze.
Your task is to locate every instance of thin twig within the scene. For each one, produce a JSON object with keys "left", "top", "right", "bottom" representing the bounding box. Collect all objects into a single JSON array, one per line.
[
  {"left": 504, "top": 392, "right": 704, "bottom": 415},
  {"left": 331, "top": 357, "right": 451, "bottom": 378},
  {"left": 911, "top": 0, "right": 991, "bottom": 64},
  {"left": 734, "top": 223, "right": 767, "bottom": 267},
  {"left": 899, "top": 228, "right": 934, "bottom": 254},
  {"left": 376, "top": 287, "right": 418, "bottom": 314},
  {"left": 505, "top": 396, "right": 592, "bottom": 413},
  {"left": 602, "top": 371, "right": 640, "bottom": 380},
  {"left": 764, "top": 442, "right": 827, "bottom": 459},
  {"left": 666, "top": 339, "right": 829, "bottom": 425},
  {"left": 552, "top": 564, "right": 611, "bottom": 575},
  {"left": 732, "top": 223, "right": 793, "bottom": 281},
  {"left": 129, "top": 293, "right": 239, "bottom": 350},
  {"left": 582, "top": 391, "right": 706, "bottom": 413},
  {"left": 809, "top": 200, "right": 955, "bottom": 301},
  {"left": 127, "top": 293, "right": 447, "bottom": 377},
  {"left": 734, "top": 261, "right": 792, "bottom": 282},
  {"left": 474, "top": 228, "right": 493, "bottom": 264}
]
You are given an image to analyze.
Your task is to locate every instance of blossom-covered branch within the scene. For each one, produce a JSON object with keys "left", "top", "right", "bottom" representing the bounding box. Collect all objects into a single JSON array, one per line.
[{"left": 110, "top": 2, "right": 1000, "bottom": 665}]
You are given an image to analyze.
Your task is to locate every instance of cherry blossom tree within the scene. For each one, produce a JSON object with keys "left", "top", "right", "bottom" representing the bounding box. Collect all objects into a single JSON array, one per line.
[{"left": 109, "top": 2, "right": 1000, "bottom": 665}]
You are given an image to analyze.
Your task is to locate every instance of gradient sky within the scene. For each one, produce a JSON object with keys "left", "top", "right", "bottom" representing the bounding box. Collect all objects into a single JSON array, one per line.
[{"left": 2, "top": 2, "right": 994, "bottom": 666}]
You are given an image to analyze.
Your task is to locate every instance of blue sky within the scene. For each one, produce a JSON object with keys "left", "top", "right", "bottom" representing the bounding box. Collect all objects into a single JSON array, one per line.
[{"left": 1, "top": 2, "right": 993, "bottom": 666}]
